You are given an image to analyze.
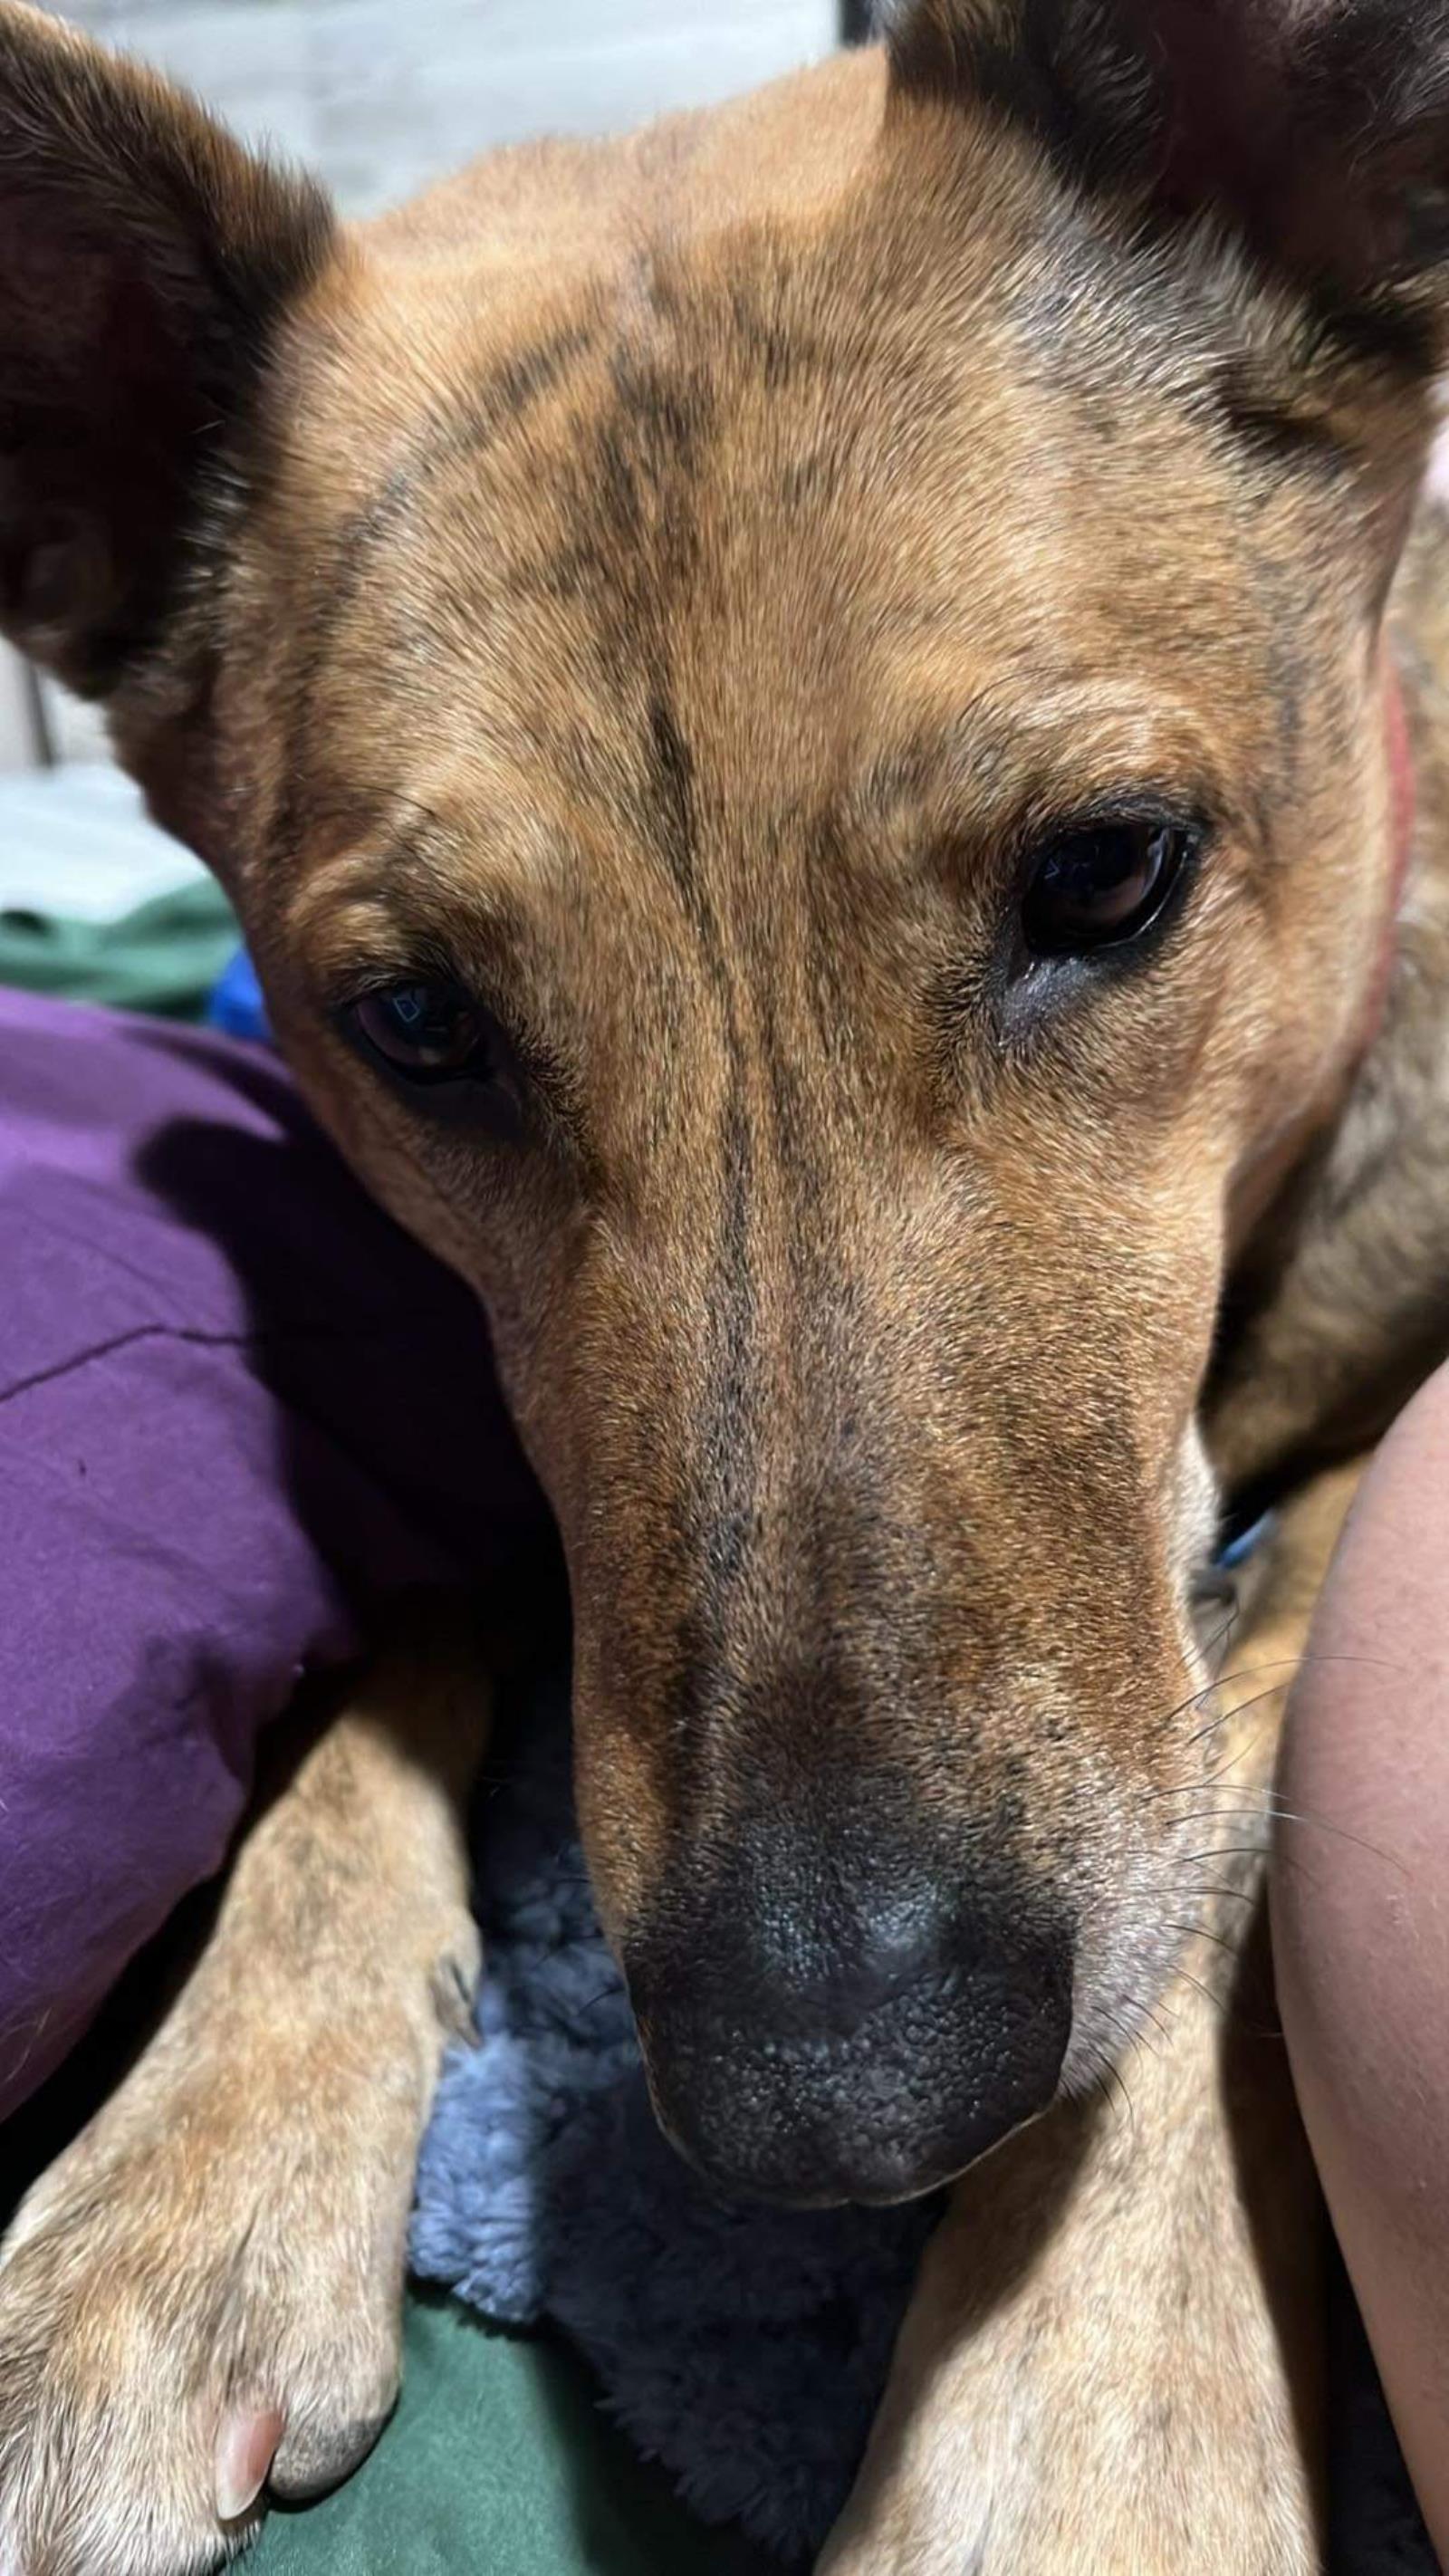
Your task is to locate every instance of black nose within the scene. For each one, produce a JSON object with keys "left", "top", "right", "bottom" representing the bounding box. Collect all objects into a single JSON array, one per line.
[{"left": 626, "top": 1818, "right": 1073, "bottom": 2207}]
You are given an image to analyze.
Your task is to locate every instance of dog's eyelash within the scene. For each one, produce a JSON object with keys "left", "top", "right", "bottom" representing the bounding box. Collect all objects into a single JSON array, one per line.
[
  {"left": 1008, "top": 792, "right": 1212, "bottom": 864},
  {"left": 325, "top": 953, "right": 474, "bottom": 1019}
]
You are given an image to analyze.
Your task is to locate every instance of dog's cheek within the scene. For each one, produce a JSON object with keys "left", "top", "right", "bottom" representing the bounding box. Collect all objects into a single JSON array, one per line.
[
  {"left": 1060, "top": 1819, "right": 1194, "bottom": 2098},
  {"left": 1051, "top": 1422, "right": 1223, "bottom": 2091}
]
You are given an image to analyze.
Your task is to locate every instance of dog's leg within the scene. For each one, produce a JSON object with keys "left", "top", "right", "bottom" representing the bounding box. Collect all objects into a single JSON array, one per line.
[
  {"left": 820, "top": 1927, "right": 1320, "bottom": 2576},
  {"left": 0, "top": 1603, "right": 486, "bottom": 2576},
  {"left": 820, "top": 1467, "right": 1363, "bottom": 2576}
]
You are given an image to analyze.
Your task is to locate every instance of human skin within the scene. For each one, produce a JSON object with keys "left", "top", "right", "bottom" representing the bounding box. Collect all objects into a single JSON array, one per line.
[{"left": 1274, "top": 1362, "right": 1449, "bottom": 2568}]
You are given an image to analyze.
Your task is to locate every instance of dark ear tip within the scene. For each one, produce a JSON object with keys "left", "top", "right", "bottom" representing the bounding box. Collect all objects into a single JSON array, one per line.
[
  {"left": 0, "top": 0, "right": 338, "bottom": 257},
  {"left": 0, "top": 0, "right": 114, "bottom": 94},
  {"left": 0, "top": 0, "right": 338, "bottom": 697}
]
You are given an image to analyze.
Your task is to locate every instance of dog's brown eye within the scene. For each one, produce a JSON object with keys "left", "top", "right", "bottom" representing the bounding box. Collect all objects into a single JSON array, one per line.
[
  {"left": 1022, "top": 822, "right": 1190, "bottom": 958},
  {"left": 350, "top": 979, "right": 491, "bottom": 1081}
]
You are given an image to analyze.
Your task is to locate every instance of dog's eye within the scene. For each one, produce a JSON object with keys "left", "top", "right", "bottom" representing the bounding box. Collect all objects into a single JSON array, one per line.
[
  {"left": 1021, "top": 822, "right": 1191, "bottom": 958},
  {"left": 350, "top": 979, "right": 493, "bottom": 1082}
]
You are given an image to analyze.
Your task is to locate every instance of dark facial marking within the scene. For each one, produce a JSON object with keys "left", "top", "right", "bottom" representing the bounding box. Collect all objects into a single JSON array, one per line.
[
  {"left": 608, "top": 343, "right": 711, "bottom": 483},
  {"left": 777, "top": 448, "right": 844, "bottom": 513},
  {"left": 345, "top": 324, "right": 600, "bottom": 574},
  {"left": 273, "top": 319, "right": 598, "bottom": 860},
  {"left": 698, "top": 1091, "right": 761, "bottom": 1596},
  {"left": 1212, "top": 362, "right": 1353, "bottom": 476},
  {"left": 643, "top": 689, "right": 699, "bottom": 908},
  {"left": 1304, "top": 286, "right": 1441, "bottom": 382}
]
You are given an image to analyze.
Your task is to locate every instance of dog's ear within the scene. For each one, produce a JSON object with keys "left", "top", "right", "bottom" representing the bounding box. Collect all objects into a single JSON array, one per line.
[
  {"left": 882, "top": 0, "right": 1449, "bottom": 359},
  {"left": 0, "top": 2, "right": 334, "bottom": 699}
]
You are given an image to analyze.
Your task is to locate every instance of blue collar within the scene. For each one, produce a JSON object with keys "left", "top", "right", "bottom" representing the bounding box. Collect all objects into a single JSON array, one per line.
[{"left": 1214, "top": 1508, "right": 1276, "bottom": 1572}]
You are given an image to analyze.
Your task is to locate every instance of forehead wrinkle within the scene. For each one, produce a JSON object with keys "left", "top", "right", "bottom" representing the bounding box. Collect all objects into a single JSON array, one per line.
[
  {"left": 279, "top": 838, "right": 427, "bottom": 960},
  {"left": 278, "top": 821, "right": 521, "bottom": 979},
  {"left": 284, "top": 796, "right": 724, "bottom": 1084},
  {"left": 849, "top": 681, "right": 1258, "bottom": 851},
  {"left": 328, "top": 309, "right": 603, "bottom": 591},
  {"left": 267, "top": 299, "right": 609, "bottom": 860}
]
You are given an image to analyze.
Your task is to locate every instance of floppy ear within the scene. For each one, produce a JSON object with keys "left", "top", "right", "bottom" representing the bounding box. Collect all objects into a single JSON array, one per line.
[
  {"left": 0, "top": 2, "right": 333, "bottom": 700},
  {"left": 881, "top": 0, "right": 1449, "bottom": 357}
]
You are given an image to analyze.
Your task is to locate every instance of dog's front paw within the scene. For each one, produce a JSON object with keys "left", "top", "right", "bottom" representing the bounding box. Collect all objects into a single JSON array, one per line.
[
  {"left": 0, "top": 1966, "right": 471, "bottom": 2576},
  {"left": 820, "top": 2281, "right": 1316, "bottom": 2576},
  {"left": 0, "top": 1634, "right": 490, "bottom": 2576},
  {"left": 820, "top": 2061, "right": 1321, "bottom": 2576}
]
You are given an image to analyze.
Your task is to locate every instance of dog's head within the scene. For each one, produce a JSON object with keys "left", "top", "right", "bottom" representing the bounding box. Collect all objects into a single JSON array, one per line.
[{"left": 3, "top": 0, "right": 1443, "bottom": 2202}]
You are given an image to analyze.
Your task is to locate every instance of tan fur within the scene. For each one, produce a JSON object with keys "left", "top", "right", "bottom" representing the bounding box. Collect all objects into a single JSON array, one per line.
[{"left": 5, "top": 2, "right": 1449, "bottom": 2566}]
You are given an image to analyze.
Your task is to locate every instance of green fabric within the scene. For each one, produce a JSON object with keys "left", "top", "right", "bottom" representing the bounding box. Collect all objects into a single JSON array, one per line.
[
  {"left": 254, "top": 2292, "right": 776, "bottom": 2576},
  {"left": 0, "top": 879, "right": 238, "bottom": 1018}
]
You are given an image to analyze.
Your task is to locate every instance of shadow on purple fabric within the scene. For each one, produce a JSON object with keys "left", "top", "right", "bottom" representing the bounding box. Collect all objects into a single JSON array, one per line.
[{"left": 0, "top": 986, "right": 548, "bottom": 2121}]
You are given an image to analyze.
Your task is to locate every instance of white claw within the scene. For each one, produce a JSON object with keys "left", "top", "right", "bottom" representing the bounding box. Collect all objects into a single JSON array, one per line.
[{"left": 215, "top": 2405, "right": 285, "bottom": 2523}]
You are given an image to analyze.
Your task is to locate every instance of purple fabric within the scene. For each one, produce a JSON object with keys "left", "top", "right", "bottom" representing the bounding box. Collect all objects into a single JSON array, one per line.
[{"left": 0, "top": 989, "right": 544, "bottom": 2119}]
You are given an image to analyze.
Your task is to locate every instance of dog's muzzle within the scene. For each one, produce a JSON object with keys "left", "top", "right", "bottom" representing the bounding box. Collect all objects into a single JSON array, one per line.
[{"left": 624, "top": 1806, "right": 1074, "bottom": 2207}]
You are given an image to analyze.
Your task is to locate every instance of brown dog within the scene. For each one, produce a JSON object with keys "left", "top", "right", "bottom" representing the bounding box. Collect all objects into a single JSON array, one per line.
[{"left": 5, "top": 1, "right": 1449, "bottom": 2566}]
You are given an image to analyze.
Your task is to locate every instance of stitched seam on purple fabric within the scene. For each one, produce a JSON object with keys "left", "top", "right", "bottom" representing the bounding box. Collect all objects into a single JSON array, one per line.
[{"left": 0, "top": 1319, "right": 462, "bottom": 1412}]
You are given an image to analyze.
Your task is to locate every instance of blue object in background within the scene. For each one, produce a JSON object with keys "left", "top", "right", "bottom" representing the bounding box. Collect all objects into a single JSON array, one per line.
[
  {"left": 206, "top": 947, "right": 271, "bottom": 1043},
  {"left": 1217, "top": 1510, "right": 1276, "bottom": 1571}
]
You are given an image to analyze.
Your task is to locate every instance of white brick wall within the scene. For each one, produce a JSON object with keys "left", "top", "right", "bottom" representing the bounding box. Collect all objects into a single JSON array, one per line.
[
  {"left": 40, "top": 1, "right": 838, "bottom": 213},
  {"left": 6, "top": 0, "right": 840, "bottom": 767},
  {"left": 0, "top": 647, "right": 37, "bottom": 774}
]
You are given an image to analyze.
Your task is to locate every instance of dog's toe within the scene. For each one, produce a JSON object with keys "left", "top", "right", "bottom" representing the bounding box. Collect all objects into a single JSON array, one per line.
[
  {"left": 0, "top": 2057, "right": 421, "bottom": 2576},
  {"left": 268, "top": 2398, "right": 398, "bottom": 2503},
  {"left": 0, "top": 2231, "right": 405, "bottom": 2576}
]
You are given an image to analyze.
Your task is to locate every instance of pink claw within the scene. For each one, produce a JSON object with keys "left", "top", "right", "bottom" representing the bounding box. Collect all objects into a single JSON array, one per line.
[{"left": 215, "top": 2405, "right": 286, "bottom": 2523}]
